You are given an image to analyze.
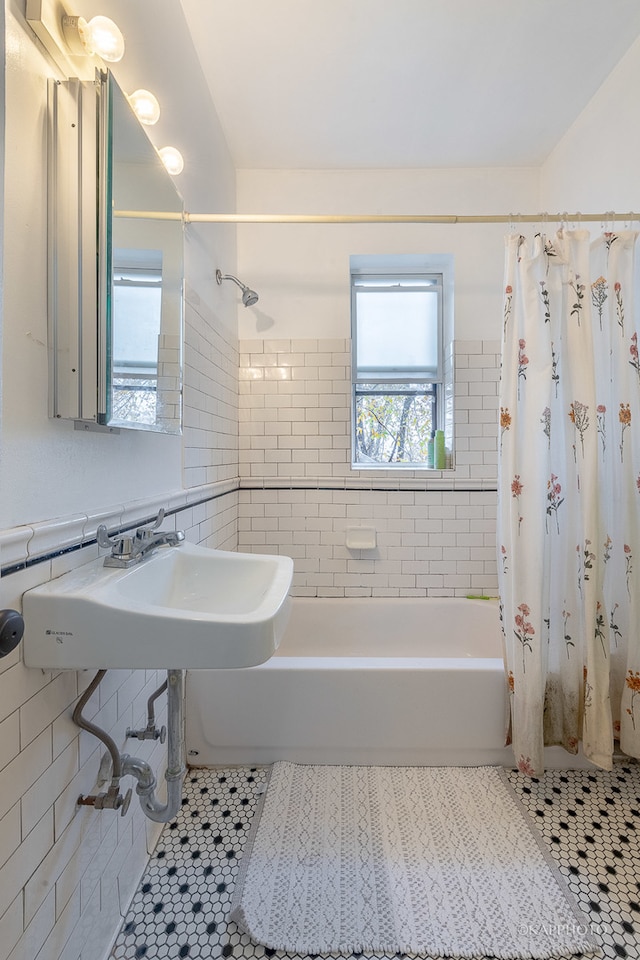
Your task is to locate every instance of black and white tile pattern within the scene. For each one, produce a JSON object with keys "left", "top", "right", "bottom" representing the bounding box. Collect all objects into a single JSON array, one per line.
[{"left": 111, "top": 763, "right": 640, "bottom": 960}]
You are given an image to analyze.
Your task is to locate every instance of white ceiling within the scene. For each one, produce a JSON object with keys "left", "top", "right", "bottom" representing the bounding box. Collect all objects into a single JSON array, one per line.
[{"left": 179, "top": 0, "right": 640, "bottom": 170}]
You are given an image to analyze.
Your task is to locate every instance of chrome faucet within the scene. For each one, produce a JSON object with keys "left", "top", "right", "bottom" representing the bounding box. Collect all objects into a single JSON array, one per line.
[{"left": 97, "top": 509, "right": 185, "bottom": 568}]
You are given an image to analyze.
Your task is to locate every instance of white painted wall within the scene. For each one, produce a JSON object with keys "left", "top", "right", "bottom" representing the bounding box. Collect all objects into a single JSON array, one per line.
[
  {"left": 236, "top": 167, "right": 540, "bottom": 341},
  {"left": 1, "top": 1, "right": 238, "bottom": 529},
  {"left": 541, "top": 34, "right": 640, "bottom": 213}
]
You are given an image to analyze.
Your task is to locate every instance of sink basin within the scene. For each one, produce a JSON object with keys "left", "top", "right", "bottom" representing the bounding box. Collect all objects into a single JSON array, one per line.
[{"left": 22, "top": 543, "right": 293, "bottom": 670}]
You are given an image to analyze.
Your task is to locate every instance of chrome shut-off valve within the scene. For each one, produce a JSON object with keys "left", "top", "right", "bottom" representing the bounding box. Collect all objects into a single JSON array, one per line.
[
  {"left": 126, "top": 722, "right": 167, "bottom": 743},
  {"left": 77, "top": 784, "right": 132, "bottom": 817}
]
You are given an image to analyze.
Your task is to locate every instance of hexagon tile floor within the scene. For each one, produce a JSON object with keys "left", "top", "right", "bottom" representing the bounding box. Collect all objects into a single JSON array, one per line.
[{"left": 111, "top": 762, "right": 640, "bottom": 960}]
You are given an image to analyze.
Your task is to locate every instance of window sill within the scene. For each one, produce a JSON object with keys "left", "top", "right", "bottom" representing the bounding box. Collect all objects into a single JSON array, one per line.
[{"left": 350, "top": 463, "right": 454, "bottom": 472}]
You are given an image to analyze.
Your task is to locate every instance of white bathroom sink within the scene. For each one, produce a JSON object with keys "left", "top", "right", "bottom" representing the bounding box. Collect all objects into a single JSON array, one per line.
[{"left": 22, "top": 543, "right": 293, "bottom": 670}]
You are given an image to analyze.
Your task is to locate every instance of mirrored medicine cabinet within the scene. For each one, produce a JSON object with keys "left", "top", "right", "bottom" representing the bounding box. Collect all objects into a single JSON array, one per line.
[{"left": 48, "top": 70, "right": 184, "bottom": 434}]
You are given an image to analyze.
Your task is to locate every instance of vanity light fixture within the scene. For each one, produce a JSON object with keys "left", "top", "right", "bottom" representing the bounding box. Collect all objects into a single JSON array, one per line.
[
  {"left": 158, "top": 147, "right": 184, "bottom": 176},
  {"left": 62, "top": 15, "right": 125, "bottom": 61},
  {"left": 26, "top": 1, "right": 125, "bottom": 70},
  {"left": 128, "top": 89, "right": 161, "bottom": 126}
]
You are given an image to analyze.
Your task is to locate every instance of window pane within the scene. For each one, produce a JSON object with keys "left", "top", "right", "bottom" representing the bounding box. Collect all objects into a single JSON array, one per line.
[
  {"left": 355, "top": 289, "right": 438, "bottom": 378},
  {"left": 113, "top": 285, "right": 162, "bottom": 369},
  {"left": 354, "top": 386, "right": 434, "bottom": 464},
  {"left": 111, "top": 378, "right": 157, "bottom": 425}
]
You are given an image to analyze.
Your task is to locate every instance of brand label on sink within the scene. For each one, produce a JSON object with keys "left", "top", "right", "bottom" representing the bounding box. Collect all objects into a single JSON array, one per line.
[{"left": 45, "top": 629, "right": 74, "bottom": 643}]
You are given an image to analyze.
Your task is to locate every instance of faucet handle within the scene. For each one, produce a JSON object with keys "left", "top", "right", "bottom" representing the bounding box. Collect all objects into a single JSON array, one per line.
[
  {"left": 96, "top": 524, "right": 121, "bottom": 549},
  {"left": 135, "top": 509, "right": 166, "bottom": 541},
  {"left": 96, "top": 525, "right": 135, "bottom": 558}
]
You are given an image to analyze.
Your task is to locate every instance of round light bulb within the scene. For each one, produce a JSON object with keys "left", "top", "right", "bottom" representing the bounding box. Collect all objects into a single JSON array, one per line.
[
  {"left": 83, "top": 16, "right": 125, "bottom": 62},
  {"left": 128, "top": 89, "right": 161, "bottom": 126},
  {"left": 158, "top": 147, "right": 184, "bottom": 176}
]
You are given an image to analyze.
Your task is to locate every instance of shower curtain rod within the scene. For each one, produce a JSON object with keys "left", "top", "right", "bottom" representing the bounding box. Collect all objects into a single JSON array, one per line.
[{"left": 114, "top": 210, "right": 640, "bottom": 225}]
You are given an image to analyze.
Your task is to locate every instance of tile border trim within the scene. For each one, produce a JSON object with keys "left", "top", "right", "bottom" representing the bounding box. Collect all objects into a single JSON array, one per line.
[
  {"left": 1, "top": 477, "right": 498, "bottom": 578},
  {"left": 0, "top": 484, "right": 239, "bottom": 579}
]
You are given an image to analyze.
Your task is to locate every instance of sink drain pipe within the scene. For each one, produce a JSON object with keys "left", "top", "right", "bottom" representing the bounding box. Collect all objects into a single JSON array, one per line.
[
  {"left": 121, "top": 669, "right": 185, "bottom": 822},
  {"left": 74, "top": 668, "right": 185, "bottom": 822}
]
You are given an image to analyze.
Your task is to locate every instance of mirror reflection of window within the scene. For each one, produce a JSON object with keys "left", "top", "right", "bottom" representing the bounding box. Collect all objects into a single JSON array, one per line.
[
  {"left": 107, "top": 71, "right": 183, "bottom": 434},
  {"left": 111, "top": 248, "right": 162, "bottom": 426}
]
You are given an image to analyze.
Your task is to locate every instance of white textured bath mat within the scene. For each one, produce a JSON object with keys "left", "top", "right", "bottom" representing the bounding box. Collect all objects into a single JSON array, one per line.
[{"left": 230, "top": 763, "right": 601, "bottom": 959}]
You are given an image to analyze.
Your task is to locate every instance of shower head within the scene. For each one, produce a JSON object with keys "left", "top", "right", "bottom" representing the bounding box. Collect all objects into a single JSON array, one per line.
[
  {"left": 215, "top": 269, "right": 259, "bottom": 307},
  {"left": 241, "top": 287, "right": 259, "bottom": 307}
]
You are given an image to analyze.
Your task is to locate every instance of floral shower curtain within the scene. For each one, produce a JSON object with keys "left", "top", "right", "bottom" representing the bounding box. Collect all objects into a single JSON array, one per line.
[{"left": 498, "top": 228, "right": 640, "bottom": 775}]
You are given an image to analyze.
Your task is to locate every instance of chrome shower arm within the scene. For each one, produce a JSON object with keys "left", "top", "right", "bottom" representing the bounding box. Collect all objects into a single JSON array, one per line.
[
  {"left": 216, "top": 269, "right": 243, "bottom": 291},
  {"left": 216, "top": 268, "right": 259, "bottom": 306}
]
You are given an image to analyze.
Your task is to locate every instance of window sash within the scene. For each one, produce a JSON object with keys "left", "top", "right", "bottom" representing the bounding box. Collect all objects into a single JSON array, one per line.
[
  {"left": 353, "top": 384, "right": 437, "bottom": 466},
  {"left": 352, "top": 275, "right": 442, "bottom": 382},
  {"left": 355, "top": 382, "right": 437, "bottom": 398}
]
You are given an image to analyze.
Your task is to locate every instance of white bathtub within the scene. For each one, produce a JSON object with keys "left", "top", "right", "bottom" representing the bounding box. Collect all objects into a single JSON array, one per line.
[{"left": 186, "top": 597, "right": 516, "bottom": 767}]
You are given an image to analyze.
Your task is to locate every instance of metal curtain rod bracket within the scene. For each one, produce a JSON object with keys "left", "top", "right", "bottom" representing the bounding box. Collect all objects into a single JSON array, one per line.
[{"left": 113, "top": 210, "right": 640, "bottom": 225}]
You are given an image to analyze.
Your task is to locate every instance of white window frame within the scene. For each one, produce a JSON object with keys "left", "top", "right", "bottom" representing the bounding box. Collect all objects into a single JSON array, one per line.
[{"left": 350, "top": 254, "right": 453, "bottom": 470}]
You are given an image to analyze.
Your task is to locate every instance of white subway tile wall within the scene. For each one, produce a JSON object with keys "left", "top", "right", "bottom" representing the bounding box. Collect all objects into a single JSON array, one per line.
[
  {"left": 183, "top": 295, "right": 240, "bottom": 489},
  {"left": 239, "top": 338, "right": 499, "bottom": 483},
  {"left": 238, "top": 337, "right": 500, "bottom": 597}
]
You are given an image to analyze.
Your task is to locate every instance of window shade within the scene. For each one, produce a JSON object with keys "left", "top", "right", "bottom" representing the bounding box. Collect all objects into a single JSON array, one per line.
[{"left": 354, "top": 287, "right": 439, "bottom": 379}]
